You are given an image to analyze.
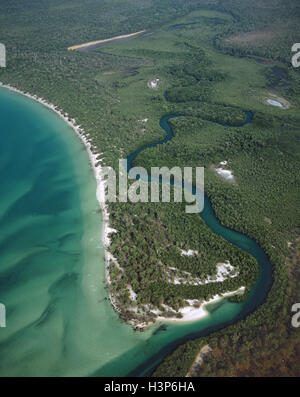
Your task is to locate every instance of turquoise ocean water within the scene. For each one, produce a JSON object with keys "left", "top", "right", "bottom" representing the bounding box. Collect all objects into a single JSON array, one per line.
[
  {"left": 0, "top": 88, "right": 143, "bottom": 376},
  {"left": 0, "top": 88, "right": 272, "bottom": 377}
]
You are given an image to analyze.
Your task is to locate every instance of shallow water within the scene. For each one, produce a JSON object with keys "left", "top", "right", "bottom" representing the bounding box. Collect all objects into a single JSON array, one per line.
[
  {"left": 0, "top": 88, "right": 149, "bottom": 376},
  {"left": 0, "top": 88, "right": 272, "bottom": 377}
]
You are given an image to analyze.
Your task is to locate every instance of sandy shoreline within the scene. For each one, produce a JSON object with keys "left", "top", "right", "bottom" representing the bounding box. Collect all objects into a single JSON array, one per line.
[
  {"left": 0, "top": 81, "right": 115, "bottom": 279},
  {"left": 157, "top": 287, "right": 245, "bottom": 324},
  {"left": 0, "top": 82, "right": 246, "bottom": 330}
]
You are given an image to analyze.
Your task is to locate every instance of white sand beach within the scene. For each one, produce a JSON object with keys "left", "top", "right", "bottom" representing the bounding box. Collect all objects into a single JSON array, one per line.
[
  {"left": 0, "top": 82, "right": 116, "bottom": 286},
  {"left": 0, "top": 82, "right": 246, "bottom": 330},
  {"left": 158, "top": 286, "right": 245, "bottom": 323}
]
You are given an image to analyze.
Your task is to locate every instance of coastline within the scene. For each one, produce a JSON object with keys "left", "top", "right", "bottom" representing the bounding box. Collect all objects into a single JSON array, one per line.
[
  {"left": 157, "top": 287, "right": 245, "bottom": 324},
  {"left": 0, "top": 82, "right": 247, "bottom": 331},
  {"left": 0, "top": 81, "right": 118, "bottom": 307}
]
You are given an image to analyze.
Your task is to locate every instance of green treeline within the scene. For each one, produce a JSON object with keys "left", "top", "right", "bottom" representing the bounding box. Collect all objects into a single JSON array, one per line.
[{"left": 0, "top": 0, "right": 299, "bottom": 377}]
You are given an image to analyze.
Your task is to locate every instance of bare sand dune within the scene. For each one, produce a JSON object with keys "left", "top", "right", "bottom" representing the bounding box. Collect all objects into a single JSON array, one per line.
[{"left": 68, "top": 30, "right": 147, "bottom": 51}]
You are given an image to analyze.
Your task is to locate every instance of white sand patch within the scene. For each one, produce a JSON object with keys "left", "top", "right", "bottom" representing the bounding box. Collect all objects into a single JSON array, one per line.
[
  {"left": 167, "top": 261, "right": 237, "bottom": 286},
  {"left": 181, "top": 249, "right": 198, "bottom": 256},
  {"left": 68, "top": 30, "right": 147, "bottom": 51},
  {"left": 267, "top": 99, "right": 283, "bottom": 108},
  {"left": 148, "top": 78, "right": 160, "bottom": 89},
  {"left": 138, "top": 118, "right": 148, "bottom": 123},
  {"left": 150, "top": 308, "right": 161, "bottom": 315},
  {"left": 176, "top": 302, "right": 208, "bottom": 321},
  {"left": 215, "top": 167, "right": 234, "bottom": 180},
  {"left": 105, "top": 227, "right": 117, "bottom": 246},
  {"left": 216, "top": 262, "right": 236, "bottom": 278},
  {"left": 128, "top": 285, "right": 137, "bottom": 301},
  {"left": 186, "top": 344, "right": 212, "bottom": 376},
  {"left": 214, "top": 160, "right": 236, "bottom": 182},
  {"left": 0, "top": 82, "right": 123, "bottom": 315},
  {"left": 157, "top": 287, "right": 245, "bottom": 323},
  {"left": 265, "top": 93, "right": 290, "bottom": 109}
]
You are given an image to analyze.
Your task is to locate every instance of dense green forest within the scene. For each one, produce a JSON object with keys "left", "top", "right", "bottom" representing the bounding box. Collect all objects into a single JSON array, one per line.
[
  {"left": 0, "top": 0, "right": 299, "bottom": 376},
  {"left": 154, "top": 236, "right": 299, "bottom": 376}
]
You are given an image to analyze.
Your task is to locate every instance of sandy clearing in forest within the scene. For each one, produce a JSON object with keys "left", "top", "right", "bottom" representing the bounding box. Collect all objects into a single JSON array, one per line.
[
  {"left": 265, "top": 93, "right": 290, "bottom": 109},
  {"left": 157, "top": 287, "right": 245, "bottom": 323},
  {"left": 211, "top": 161, "right": 236, "bottom": 183},
  {"left": 186, "top": 344, "right": 212, "bottom": 376},
  {"left": 68, "top": 30, "right": 147, "bottom": 51}
]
